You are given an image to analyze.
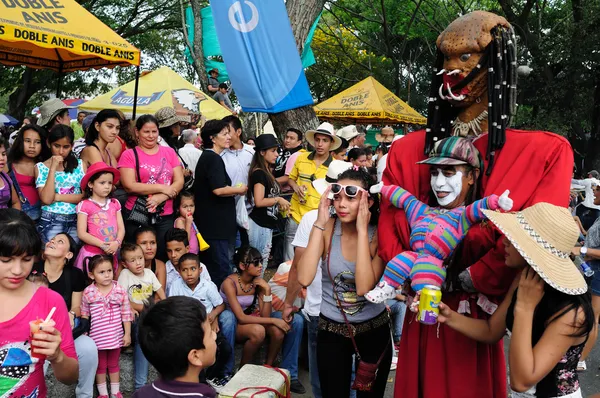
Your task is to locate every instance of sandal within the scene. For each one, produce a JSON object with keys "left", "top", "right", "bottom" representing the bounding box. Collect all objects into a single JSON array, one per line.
[{"left": 577, "top": 360, "right": 587, "bottom": 371}]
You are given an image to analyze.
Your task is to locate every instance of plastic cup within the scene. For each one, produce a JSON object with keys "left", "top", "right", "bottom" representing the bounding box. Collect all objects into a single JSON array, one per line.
[{"left": 29, "top": 318, "right": 55, "bottom": 360}]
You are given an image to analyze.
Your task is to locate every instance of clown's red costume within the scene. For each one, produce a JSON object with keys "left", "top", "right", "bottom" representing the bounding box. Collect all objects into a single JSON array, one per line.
[{"left": 379, "top": 11, "right": 574, "bottom": 398}]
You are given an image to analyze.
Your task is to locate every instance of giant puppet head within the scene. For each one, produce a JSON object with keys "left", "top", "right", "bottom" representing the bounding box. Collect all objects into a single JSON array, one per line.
[{"left": 425, "top": 11, "right": 518, "bottom": 174}]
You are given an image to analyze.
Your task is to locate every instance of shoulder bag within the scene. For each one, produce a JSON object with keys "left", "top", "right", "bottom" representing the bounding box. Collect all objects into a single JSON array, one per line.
[{"left": 125, "top": 148, "right": 164, "bottom": 226}]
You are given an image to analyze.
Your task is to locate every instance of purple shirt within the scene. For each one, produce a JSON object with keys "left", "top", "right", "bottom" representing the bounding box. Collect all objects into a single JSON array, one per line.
[{"left": 133, "top": 379, "right": 216, "bottom": 398}]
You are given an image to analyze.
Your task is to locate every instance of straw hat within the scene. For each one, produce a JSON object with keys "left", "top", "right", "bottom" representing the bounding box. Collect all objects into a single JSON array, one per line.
[
  {"left": 483, "top": 202, "right": 587, "bottom": 295},
  {"left": 336, "top": 125, "right": 360, "bottom": 142},
  {"left": 38, "top": 98, "right": 73, "bottom": 127},
  {"left": 155, "top": 107, "right": 190, "bottom": 129},
  {"left": 306, "top": 122, "right": 342, "bottom": 151}
]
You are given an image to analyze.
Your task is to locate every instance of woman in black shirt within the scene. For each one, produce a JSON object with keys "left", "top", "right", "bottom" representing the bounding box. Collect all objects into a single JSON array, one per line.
[
  {"left": 31, "top": 232, "right": 99, "bottom": 398},
  {"left": 247, "top": 135, "right": 290, "bottom": 277},
  {"left": 194, "top": 119, "right": 247, "bottom": 288}
]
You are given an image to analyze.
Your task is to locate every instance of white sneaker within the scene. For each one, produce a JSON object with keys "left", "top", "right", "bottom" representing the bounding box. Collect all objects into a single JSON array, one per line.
[
  {"left": 390, "top": 355, "right": 398, "bottom": 371},
  {"left": 577, "top": 360, "right": 587, "bottom": 371},
  {"left": 365, "top": 281, "right": 397, "bottom": 304}
]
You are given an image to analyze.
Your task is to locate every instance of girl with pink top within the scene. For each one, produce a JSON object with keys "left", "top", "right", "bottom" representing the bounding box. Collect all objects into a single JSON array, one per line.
[
  {"left": 75, "top": 163, "right": 125, "bottom": 272},
  {"left": 81, "top": 254, "right": 133, "bottom": 398},
  {"left": 174, "top": 191, "right": 200, "bottom": 254}
]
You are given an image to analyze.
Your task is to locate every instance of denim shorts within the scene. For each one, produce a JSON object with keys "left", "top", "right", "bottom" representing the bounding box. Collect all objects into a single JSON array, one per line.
[{"left": 38, "top": 210, "right": 79, "bottom": 245}]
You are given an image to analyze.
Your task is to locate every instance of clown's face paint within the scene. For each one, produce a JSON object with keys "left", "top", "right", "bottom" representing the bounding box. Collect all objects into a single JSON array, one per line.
[{"left": 430, "top": 168, "right": 463, "bottom": 207}]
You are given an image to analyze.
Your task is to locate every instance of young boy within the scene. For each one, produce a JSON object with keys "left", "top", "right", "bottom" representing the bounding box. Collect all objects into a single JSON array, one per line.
[
  {"left": 165, "top": 228, "right": 211, "bottom": 296},
  {"left": 170, "top": 253, "right": 232, "bottom": 390},
  {"left": 118, "top": 242, "right": 167, "bottom": 390},
  {"left": 133, "top": 296, "right": 217, "bottom": 398}
]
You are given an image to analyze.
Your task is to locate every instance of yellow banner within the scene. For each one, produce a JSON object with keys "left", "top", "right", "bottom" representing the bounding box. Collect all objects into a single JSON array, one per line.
[{"left": 0, "top": 0, "right": 140, "bottom": 72}]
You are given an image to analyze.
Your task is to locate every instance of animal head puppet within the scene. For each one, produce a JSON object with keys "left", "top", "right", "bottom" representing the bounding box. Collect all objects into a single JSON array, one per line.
[{"left": 425, "top": 11, "right": 518, "bottom": 174}]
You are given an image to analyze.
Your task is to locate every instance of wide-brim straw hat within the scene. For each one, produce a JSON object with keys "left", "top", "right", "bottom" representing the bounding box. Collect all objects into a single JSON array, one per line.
[
  {"left": 306, "top": 122, "right": 342, "bottom": 151},
  {"left": 38, "top": 98, "right": 73, "bottom": 127},
  {"left": 483, "top": 202, "right": 587, "bottom": 295},
  {"left": 155, "top": 107, "right": 190, "bottom": 129}
]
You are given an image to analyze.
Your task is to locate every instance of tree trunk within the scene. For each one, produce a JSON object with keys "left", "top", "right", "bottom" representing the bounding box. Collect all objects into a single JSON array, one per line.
[
  {"left": 267, "top": 0, "right": 326, "bottom": 138},
  {"left": 7, "top": 68, "right": 43, "bottom": 121},
  {"left": 585, "top": 68, "right": 600, "bottom": 171},
  {"left": 190, "top": 0, "right": 208, "bottom": 92}
]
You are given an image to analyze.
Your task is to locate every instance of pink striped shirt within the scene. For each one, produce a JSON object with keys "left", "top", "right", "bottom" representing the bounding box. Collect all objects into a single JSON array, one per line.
[{"left": 81, "top": 281, "right": 134, "bottom": 350}]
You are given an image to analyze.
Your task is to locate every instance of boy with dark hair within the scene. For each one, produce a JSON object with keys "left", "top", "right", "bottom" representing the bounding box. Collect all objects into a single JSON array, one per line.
[
  {"left": 164, "top": 228, "right": 211, "bottom": 296},
  {"left": 169, "top": 253, "right": 232, "bottom": 390},
  {"left": 133, "top": 297, "right": 217, "bottom": 397}
]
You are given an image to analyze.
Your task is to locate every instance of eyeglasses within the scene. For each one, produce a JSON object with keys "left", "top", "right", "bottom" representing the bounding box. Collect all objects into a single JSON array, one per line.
[{"left": 330, "top": 183, "right": 368, "bottom": 198}]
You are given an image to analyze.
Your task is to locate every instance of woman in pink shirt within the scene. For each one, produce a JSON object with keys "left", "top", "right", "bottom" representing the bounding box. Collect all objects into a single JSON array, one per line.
[
  {"left": 118, "top": 115, "right": 184, "bottom": 261},
  {"left": 0, "top": 209, "right": 78, "bottom": 397}
]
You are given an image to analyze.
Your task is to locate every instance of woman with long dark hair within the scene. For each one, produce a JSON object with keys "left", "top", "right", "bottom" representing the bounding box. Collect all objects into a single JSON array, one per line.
[
  {"left": 80, "top": 109, "right": 121, "bottom": 168},
  {"left": 35, "top": 125, "right": 86, "bottom": 244},
  {"left": 297, "top": 167, "right": 391, "bottom": 398},
  {"left": 247, "top": 134, "right": 290, "bottom": 276}
]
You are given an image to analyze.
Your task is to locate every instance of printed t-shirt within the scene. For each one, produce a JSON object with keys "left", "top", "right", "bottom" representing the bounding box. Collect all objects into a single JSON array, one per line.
[
  {"left": 30, "top": 262, "right": 86, "bottom": 311},
  {"left": 0, "top": 286, "right": 76, "bottom": 397},
  {"left": 248, "top": 169, "right": 281, "bottom": 229},
  {"left": 117, "top": 268, "right": 162, "bottom": 304},
  {"left": 193, "top": 150, "right": 236, "bottom": 240},
  {"left": 117, "top": 146, "right": 181, "bottom": 216},
  {"left": 35, "top": 159, "right": 85, "bottom": 214},
  {"left": 288, "top": 152, "right": 332, "bottom": 223},
  {"left": 77, "top": 198, "right": 121, "bottom": 246}
]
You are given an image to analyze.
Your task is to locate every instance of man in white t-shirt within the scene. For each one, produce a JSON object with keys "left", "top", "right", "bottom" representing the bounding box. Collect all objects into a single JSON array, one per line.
[{"left": 281, "top": 160, "right": 352, "bottom": 398}]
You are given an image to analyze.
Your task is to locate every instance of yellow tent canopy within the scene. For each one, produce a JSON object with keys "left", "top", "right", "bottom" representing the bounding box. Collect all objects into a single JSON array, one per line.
[
  {"left": 314, "top": 76, "right": 426, "bottom": 125},
  {"left": 80, "top": 66, "right": 232, "bottom": 120},
  {"left": 0, "top": 0, "right": 140, "bottom": 72}
]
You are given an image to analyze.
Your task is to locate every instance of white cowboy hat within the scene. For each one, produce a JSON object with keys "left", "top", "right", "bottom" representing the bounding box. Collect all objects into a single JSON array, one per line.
[
  {"left": 312, "top": 160, "right": 353, "bottom": 196},
  {"left": 306, "top": 122, "right": 342, "bottom": 151},
  {"left": 483, "top": 202, "right": 587, "bottom": 295},
  {"left": 336, "top": 125, "right": 360, "bottom": 142}
]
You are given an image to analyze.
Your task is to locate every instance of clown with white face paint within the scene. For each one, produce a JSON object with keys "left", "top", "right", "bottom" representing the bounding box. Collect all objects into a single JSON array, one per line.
[{"left": 365, "top": 137, "right": 513, "bottom": 304}]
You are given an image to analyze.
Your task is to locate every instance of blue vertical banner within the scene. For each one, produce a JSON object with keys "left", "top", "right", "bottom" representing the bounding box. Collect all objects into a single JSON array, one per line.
[{"left": 209, "top": 0, "right": 314, "bottom": 113}]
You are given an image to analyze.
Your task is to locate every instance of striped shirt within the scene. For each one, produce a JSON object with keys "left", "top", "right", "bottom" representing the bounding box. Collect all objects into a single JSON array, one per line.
[
  {"left": 81, "top": 281, "right": 134, "bottom": 350},
  {"left": 382, "top": 184, "right": 500, "bottom": 260}
]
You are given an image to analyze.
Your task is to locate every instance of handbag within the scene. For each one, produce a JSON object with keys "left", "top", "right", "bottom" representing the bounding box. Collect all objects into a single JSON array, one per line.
[
  {"left": 125, "top": 148, "right": 164, "bottom": 226},
  {"left": 325, "top": 220, "right": 390, "bottom": 392},
  {"left": 176, "top": 150, "right": 195, "bottom": 192}
]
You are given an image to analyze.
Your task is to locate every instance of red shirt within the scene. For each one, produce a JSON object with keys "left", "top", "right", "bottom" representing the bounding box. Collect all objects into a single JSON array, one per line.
[{"left": 380, "top": 129, "right": 573, "bottom": 398}]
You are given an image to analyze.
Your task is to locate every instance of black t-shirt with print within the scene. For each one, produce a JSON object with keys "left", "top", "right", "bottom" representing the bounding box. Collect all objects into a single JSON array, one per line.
[
  {"left": 193, "top": 149, "right": 236, "bottom": 240},
  {"left": 31, "top": 262, "right": 86, "bottom": 310},
  {"left": 249, "top": 169, "right": 280, "bottom": 230}
]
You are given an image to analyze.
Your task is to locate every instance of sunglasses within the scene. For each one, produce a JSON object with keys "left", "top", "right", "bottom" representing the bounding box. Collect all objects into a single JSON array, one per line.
[
  {"left": 330, "top": 183, "right": 368, "bottom": 198},
  {"left": 245, "top": 258, "right": 263, "bottom": 267}
]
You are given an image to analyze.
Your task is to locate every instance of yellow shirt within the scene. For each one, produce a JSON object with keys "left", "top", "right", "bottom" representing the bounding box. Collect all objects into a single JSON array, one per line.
[{"left": 288, "top": 151, "right": 332, "bottom": 223}]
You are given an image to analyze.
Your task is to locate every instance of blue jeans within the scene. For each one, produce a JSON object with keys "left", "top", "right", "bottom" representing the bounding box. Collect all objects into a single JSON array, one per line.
[
  {"left": 219, "top": 310, "right": 237, "bottom": 376},
  {"left": 22, "top": 201, "right": 41, "bottom": 223},
  {"left": 133, "top": 320, "right": 149, "bottom": 389},
  {"left": 307, "top": 315, "right": 322, "bottom": 398},
  {"left": 75, "top": 335, "right": 98, "bottom": 398},
  {"left": 248, "top": 218, "right": 273, "bottom": 278},
  {"left": 200, "top": 239, "right": 233, "bottom": 289},
  {"left": 387, "top": 299, "right": 407, "bottom": 343},
  {"left": 218, "top": 309, "right": 304, "bottom": 380},
  {"left": 37, "top": 210, "right": 78, "bottom": 245}
]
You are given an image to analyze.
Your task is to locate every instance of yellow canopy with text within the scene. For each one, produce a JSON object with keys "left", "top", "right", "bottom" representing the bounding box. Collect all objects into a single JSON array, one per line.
[
  {"left": 80, "top": 66, "right": 231, "bottom": 120},
  {"left": 314, "top": 76, "right": 426, "bottom": 125},
  {"left": 0, "top": 0, "right": 140, "bottom": 72}
]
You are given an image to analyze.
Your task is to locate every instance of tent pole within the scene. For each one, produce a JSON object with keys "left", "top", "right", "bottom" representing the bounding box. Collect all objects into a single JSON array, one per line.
[
  {"left": 56, "top": 70, "right": 62, "bottom": 98},
  {"left": 132, "top": 65, "right": 141, "bottom": 120}
]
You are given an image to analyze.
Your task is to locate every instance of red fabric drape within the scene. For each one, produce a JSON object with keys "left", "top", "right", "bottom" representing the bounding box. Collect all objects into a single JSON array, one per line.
[{"left": 379, "top": 129, "right": 573, "bottom": 398}]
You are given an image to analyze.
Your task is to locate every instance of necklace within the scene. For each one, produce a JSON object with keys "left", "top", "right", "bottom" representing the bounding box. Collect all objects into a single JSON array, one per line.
[
  {"left": 238, "top": 275, "right": 254, "bottom": 293},
  {"left": 452, "top": 110, "right": 488, "bottom": 137}
]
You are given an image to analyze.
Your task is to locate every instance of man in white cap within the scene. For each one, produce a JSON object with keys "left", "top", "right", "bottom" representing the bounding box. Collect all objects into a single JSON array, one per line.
[
  {"left": 337, "top": 124, "right": 366, "bottom": 149},
  {"left": 282, "top": 160, "right": 352, "bottom": 398},
  {"left": 38, "top": 98, "right": 72, "bottom": 130},
  {"left": 284, "top": 122, "right": 342, "bottom": 261}
]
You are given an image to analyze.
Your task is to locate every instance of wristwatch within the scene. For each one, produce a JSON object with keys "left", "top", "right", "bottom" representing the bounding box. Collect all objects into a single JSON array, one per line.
[{"left": 581, "top": 246, "right": 588, "bottom": 255}]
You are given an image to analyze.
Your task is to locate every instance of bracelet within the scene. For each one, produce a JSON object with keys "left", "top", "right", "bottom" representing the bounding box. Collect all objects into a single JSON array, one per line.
[
  {"left": 116, "top": 239, "right": 122, "bottom": 246},
  {"left": 313, "top": 223, "right": 325, "bottom": 231},
  {"left": 262, "top": 294, "right": 273, "bottom": 302}
]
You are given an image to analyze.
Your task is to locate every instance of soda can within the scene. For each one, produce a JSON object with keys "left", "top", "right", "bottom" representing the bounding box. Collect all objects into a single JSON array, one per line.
[{"left": 418, "top": 285, "right": 442, "bottom": 325}]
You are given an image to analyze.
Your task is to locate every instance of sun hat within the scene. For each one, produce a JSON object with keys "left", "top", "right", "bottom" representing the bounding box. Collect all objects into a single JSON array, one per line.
[
  {"left": 306, "top": 122, "right": 342, "bottom": 151},
  {"left": 209, "top": 68, "right": 219, "bottom": 75},
  {"left": 417, "top": 136, "right": 481, "bottom": 169},
  {"left": 589, "top": 170, "right": 600, "bottom": 179},
  {"left": 254, "top": 134, "right": 279, "bottom": 151},
  {"left": 312, "top": 160, "right": 353, "bottom": 196},
  {"left": 80, "top": 162, "right": 120, "bottom": 192},
  {"left": 38, "top": 98, "right": 73, "bottom": 127},
  {"left": 483, "top": 202, "right": 587, "bottom": 295},
  {"left": 155, "top": 107, "right": 190, "bottom": 129},
  {"left": 337, "top": 125, "right": 360, "bottom": 142}
]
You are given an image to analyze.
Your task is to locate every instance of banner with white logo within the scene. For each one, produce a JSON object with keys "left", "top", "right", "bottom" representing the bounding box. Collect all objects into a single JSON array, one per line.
[{"left": 209, "top": 0, "right": 314, "bottom": 113}]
